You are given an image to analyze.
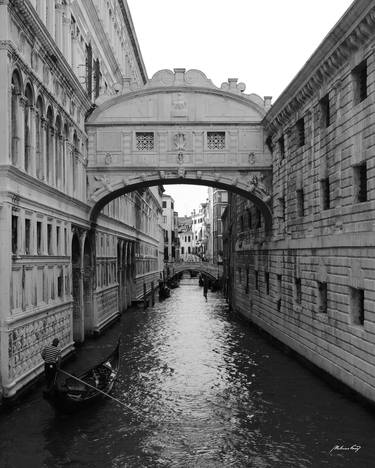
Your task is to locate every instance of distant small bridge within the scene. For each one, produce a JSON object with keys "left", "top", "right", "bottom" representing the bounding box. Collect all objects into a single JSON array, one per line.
[{"left": 170, "top": 262, "right": 223, "bottom": 280}]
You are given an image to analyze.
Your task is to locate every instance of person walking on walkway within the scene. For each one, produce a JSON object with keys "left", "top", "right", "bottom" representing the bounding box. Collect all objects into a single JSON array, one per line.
[
  {"left": 203, "top": 278, "right": 208, "bottom": 302},
  {"left": 41, "top": 338, "right": 61, "bottom": 391}
]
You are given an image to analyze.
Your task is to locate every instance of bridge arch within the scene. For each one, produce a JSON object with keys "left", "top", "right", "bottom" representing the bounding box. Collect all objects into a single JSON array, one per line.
[{"left": 86, "top": 68, "right": 273, "bottom": 231}]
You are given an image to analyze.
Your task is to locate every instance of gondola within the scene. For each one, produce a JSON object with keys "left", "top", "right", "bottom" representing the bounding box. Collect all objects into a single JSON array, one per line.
[{"left": 43, "top": 339, "right": 121, "bottom": 412}]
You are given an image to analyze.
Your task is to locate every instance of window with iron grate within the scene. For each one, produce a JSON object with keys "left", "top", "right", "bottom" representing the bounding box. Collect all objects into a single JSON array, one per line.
[
  {"left": 296, "top": 118, "right": 305, "bottom": 147},
  {"left": 295, "top": 277, "right": 302, "bottom": 304},
  {"left": 318, "top": 281, "right": 328, "bottom": 313},
  {"left": 352, "top": 60, "right": 367, "bottom": 104},
  {"left": 265, "top": 272, "right": 270, "bottom": 295},
  {"left": 320, "top": 94, "right": 330, "bottom": 128},
  {"left": 207, "top": 132, "right": 225, "bottom": 150},
  {"left": 278, "top": 134, "right": 285, "bottom": 160},
  {"left": 136, "top": 132, "right": 154, "bottom": 151},
  {"left": 353, "top": 162, "right": 367, "bottom": 203},
  {"left": 320, "top": 178, "right": 330, "bottom": 210},
  {"left": 296, "top": 189, "right": 304, "bottom": 217},
  {"left": 350, "top": 287, "right": 365, "bottom": 326}
]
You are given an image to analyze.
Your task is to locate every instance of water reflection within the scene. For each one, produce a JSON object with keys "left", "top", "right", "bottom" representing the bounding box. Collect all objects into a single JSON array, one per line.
[{"left": 0, "top": 276, "right": 374, "bottom": 467}]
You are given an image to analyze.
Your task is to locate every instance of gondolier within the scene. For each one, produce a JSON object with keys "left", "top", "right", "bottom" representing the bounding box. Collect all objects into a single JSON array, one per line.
[{"left": 41, "top": 338, "right": 61, "bottom": 391}]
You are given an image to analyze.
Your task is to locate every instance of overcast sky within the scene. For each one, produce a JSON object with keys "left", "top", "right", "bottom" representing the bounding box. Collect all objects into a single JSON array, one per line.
[{"left": 127, "top": 0, "right": 354, "bottom": 217}]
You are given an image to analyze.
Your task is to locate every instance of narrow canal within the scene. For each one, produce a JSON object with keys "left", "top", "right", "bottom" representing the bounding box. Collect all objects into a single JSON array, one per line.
[{"left": 1, "top": 275, "right": 375, "bottom": 468}]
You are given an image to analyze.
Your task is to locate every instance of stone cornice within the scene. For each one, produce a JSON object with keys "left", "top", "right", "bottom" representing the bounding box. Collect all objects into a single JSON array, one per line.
[
  {"left": 10, "top": 0, "right": 91, "bottom": 113},
  {"left": 117, "top": 0, "right": 148, "bottom": 85},
  {"left": 1, "top": 165, "right": 90, "bottom": 214},
  {"left": 263, "top": 0, "right": 375, "bottom": 134}
]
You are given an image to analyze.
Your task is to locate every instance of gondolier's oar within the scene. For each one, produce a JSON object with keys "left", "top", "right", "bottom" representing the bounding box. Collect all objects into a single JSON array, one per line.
[{"left": 59, "top": 369, "right": 142, "bottom": 416}]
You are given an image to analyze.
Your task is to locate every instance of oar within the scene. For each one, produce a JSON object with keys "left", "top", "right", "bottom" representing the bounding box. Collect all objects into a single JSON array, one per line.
[{"left": 59, "top": 369, "right": 143, "bottom": 416}]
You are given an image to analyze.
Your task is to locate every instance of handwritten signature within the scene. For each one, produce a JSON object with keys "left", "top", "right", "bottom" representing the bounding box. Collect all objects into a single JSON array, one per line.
[{"left": 330, "top": 444, "right": 361, "bottom": 455}]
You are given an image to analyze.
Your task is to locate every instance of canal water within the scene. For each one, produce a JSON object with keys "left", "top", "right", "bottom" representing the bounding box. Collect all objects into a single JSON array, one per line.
[{"left": 1, "top": 276, "right": 375, "bottom": 467}]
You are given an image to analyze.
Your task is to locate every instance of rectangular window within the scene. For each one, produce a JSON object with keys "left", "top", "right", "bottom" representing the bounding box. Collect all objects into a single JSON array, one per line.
[
  {"left": 295, "top": 277, "right": 302, "bottom": 304},
  {"left": 350, "top": 287, "right": 365, "bottom": 326},
  {"left": 37, "top": 221, "right": 42, "bottom": 255},
  {"left": 318, "top": 281, "right": 328, "bottom": 314},
  {"left": 238, "top": 268, "right": 242, "bottom": 283},
  {"left": 256, "top": 209, "right": 262, "bottom": 228},
  {"left": 162, "top": 201, "right": 167, "bottom": 208},
  {"left": 321, "top": 178, "right": 330, "bottom": 210},
  {"left": 12, "top": 215, "right": 18, "bottom": 254},
  {"left": 245, "top": 268, "right": 249, "bottom": 294},
  {"left": 296, "top": 117, "right": 305, "bottom": 148},
  {"left": 56, "top": 226, "right": 60, "bottom": 255},
  {"left": 265, "top": 272, "right": 270, "bottom": 295},
  {"left": 255, "top": 270, "right": 259, "bottom": 291},
  {"left": 57, "top": 268, "right": 63, "bottom": 298},
  {"left": 247, "top": 210, "right": 252, "bottom": 229},
  {"left": 207, "top": 132, "right": 225, "bottom": 150},
  {"left": 296, "top": 189, "right": 304, "bottom": 217},
  {"left": 278, "top": 134, "right": 285, "bottom": 160},
  {"left": 277, "top": 274, "right": 282, "bottom": 311},
  {"left": 278, "top": 197, "right": 285, "bottom": 221},
  {"left": 25, "top": 219, "right": 31, "bottom": 255},
  {"left": 320, "top": 94, "right": 330, "bottom": 128},
  {"left": 353, "top": 163, "right": 367, "bottom": 203},
  {"left": 296, "top": 118, "right": 305, "bottom": 147},
  {"left": 47, "top": 223, "right": 52, "bottom": 255},
  {"left": 136, "top": 132, "right": 154, "bottom": 151},
  {"left": 352, "top": 60, "right": 367, "bottom": 104}
]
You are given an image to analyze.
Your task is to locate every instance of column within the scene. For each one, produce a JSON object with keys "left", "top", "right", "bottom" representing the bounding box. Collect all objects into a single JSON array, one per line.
[
  {"left": 28, "top": 106, "right": 36, "bottom": 177},
  {"left": 55, "top": 1, "right": 63, "bottom": 49},
  {"left": 46, "top": 0, "right": 55, "bottom": 39},
  {"left": 17, "top": 95, "right": 26, "bottom": 171},
  {"left": 41, "top": 116, "right": 48, "bottom": 181}
]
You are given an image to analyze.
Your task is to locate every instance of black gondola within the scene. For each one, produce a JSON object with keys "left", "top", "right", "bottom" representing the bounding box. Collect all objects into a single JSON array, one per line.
[{"left": 43, "top": 339, "right": 120, "bottom": 412}]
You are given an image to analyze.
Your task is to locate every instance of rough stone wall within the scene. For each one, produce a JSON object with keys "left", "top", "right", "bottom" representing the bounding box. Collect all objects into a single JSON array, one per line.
[{"left": 226, "top": 1, "right": 375, "bottom": 403}]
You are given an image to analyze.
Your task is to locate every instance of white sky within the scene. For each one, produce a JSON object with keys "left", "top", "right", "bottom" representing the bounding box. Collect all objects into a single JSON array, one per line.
[{"left": 127, "top": 0, "right": 354, "bottom": 217}]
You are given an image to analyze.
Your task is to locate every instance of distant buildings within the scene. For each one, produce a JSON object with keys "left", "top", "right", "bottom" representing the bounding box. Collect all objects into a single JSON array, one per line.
[{"left": 162, "top": 194, "right": 178, "bottom": 264}]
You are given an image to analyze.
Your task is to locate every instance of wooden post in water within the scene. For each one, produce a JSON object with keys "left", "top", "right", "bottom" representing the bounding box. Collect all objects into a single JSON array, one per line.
[{"left": 151, "top": 281, "right": 155, "bottom": 305}]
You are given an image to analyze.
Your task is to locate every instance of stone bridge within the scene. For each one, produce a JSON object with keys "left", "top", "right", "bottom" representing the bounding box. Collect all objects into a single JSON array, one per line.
[
  {"left": 170, "top": 262, "right": 223, "bottom": 280},
  {"left": 86, "top": 68, "right": 273, "bottom": 231}
]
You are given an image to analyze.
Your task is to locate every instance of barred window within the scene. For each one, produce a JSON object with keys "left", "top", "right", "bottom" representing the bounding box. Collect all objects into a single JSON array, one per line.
[
  {"left": 318, "top": 281, "right": 328, "bottom": 314},
  {"left": 207, "top": 132, "right": 225, "bottom": 150},
  {"left": 353, "top": 163, "right": 367, "bottom": 203},
  {"left": 320, "top": 94, "right": 330, "bottom": 128},
  {"left": 136, "top": 132, "right": 154, "bottom": 151},
  {"left": 296, "top": 118, "right": 305, "bottom": 147},
  {"left": 321, "top": 178, "right": 330, "bottom": 210},
  {"left": 278, "top": 134, "right": 285, "bottom": 159},
  {"left": 350, "top": 287, "right": 364, "bottom": 326},
  {"left": 296, "top": 189, "right": 304, "bottom": 217},
  {"left": 352, "top": 60, "right": 367, "bottom": 104}
]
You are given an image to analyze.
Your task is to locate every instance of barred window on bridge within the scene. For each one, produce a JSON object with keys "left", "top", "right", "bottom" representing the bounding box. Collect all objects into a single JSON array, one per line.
[{"left": 207, "top": 132, "right": 225, "bottom": 150}]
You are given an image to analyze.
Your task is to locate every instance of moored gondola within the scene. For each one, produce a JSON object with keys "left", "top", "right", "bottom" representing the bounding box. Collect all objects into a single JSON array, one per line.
[{"left": 43, "top": 339, "right": 120, "bottom": 412}]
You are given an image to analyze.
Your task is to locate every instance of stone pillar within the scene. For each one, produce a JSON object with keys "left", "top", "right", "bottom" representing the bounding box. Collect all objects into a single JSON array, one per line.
[
  {"left": 28, "top": 106, "right": 36, "bottom": 177},
  {"left": 46, "top": 0, "right": 55, "bottom": 39},
  {"left": 62, "top": 6, "right": 71, "bottom": 65},
  {"left": 17, "top": 95, "right": 26, "bottom": 171},
  {"left": 41, "top": 116, "right": 47, "bottom": 181},
  {"left": 55, "top": 0, "right": 63, "bottom": 50}
]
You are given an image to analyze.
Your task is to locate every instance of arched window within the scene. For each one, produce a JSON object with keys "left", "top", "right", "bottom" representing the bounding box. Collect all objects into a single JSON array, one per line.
[
  {"left": 46, "top": 106, "right": 54, "bottom": 184},
  {"left": 63, "top": 123, "right": 69, "bottom": 192},
  {"left": 24, "top": 83, "right": 34, "bottom": 174},
  {"left": 55, "top": 115, "right": 62, "bottom": 187},
  {"left": 72, "top": 131, "right": 79, "bottom": 196},
  {"left": 11, "top": 71, "right": 22, "bottom": 165},
  {"left": 35, "top": 96, "right": 44, "bottom": 179}
]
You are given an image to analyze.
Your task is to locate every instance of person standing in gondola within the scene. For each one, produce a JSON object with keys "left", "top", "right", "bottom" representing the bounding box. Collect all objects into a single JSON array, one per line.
[{"left": 41, "top": 338, "right": 61, "bottom": 391}]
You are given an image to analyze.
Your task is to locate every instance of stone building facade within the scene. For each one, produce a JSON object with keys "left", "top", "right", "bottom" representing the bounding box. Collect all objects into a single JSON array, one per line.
[
  {"left": 224, "top": 0, "right": 375, "bottom": 403},
  {"left": 0, "top": 0, "right": 163, "bottom": 399}
]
